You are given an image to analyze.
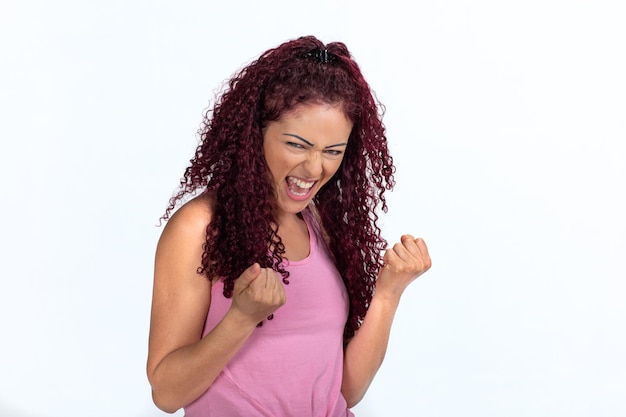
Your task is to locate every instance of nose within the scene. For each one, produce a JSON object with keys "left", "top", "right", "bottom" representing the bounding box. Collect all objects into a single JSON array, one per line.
[{"left": 302, "top": 152, "right": 323, "bottom": 177}]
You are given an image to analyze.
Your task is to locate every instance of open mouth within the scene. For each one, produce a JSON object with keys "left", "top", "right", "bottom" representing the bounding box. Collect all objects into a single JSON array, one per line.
[{"left": 286, "top": 176, "right": 316, "bottom": 198}]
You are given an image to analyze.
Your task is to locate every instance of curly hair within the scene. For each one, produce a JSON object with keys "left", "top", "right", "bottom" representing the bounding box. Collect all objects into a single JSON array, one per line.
[{"left": 163, "top": 35, "right": 395, "bottom": 339}]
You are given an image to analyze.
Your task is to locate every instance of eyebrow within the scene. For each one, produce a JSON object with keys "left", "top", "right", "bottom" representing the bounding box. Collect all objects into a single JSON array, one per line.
[{"left": 283, "top": 133, "right": 348, "bottom": 149}]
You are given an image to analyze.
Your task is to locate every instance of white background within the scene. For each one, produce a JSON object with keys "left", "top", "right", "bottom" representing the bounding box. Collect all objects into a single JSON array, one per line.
[{"left": 1, "top": 0, "right": 625, "bottom": 416}]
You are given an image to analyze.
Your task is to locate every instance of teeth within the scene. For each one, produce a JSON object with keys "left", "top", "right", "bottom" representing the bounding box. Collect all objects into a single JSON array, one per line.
[
  {"left": 290, "top": 177, "right": 314, "bottom": 189},
  {"left": 287, "top": 177, "right": 315, "bottom": 196}
]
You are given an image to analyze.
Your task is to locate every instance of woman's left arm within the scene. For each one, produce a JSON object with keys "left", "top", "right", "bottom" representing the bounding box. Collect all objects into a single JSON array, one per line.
[{"left": 341, "top": 235, "right": 431, "bottom": 408}]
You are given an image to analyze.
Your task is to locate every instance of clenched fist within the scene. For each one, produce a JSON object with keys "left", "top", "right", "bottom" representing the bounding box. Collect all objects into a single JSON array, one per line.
[
  {"left": 376, "top": 235, "right": 431, "bottom": 298},
  {"left": 231, "top": 263, "right": 287, "bottom": 325}
]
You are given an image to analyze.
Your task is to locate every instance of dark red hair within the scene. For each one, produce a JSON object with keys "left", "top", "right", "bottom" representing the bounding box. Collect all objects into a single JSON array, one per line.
[{"left": 163, "top": 35, "right": 395, "bottom": 339}]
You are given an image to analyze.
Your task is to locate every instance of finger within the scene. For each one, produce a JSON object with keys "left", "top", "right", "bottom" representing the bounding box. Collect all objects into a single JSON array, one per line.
[
  {"left": 399, "top": 234, "right": 425, "bottom": 257},
  {"left": 265, "top": 269, "right": 280, "bottom": 289},
  {"left": 383, "top": 246, "right": 401, "bottom": 266},
  {"left": 400, "top": 234, "right": 415, "bottom": 244},
  {"left": 249, "top": 267, "right": 269, "bottom": 289},
  {"left": 267, "top": 270, "right": 285, "bottom": 293},
  {"left": 259, "top": 268, "right": 268, "bottom": 289},
  {"left": 390, "top": 240, "right": 415, "bottom": 264},
  {"left": 413, "top": 237, "right": 430, "bottom": 257},
  {"left": 238, "top": 263, "right": 261, "bottom": 288},
  {"left": 386, "top": 237, "right": 432, "bottom": 272},
  {"left": 250, "top": 268, "right": 279, "bottom": 291},
  {"left": 413, "top": 238, "right": 432, "bottom": 269}
]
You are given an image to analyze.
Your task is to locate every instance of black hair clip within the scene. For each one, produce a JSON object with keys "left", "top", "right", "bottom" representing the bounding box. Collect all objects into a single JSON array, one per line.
[{"left": 303, "top": 48, "right": 336, "bottom": 64}]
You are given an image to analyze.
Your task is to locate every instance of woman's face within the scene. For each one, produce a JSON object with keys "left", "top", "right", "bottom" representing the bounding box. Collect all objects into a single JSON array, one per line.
[{"left": 262, "top": 102, "right": 353, "bottom": 220}]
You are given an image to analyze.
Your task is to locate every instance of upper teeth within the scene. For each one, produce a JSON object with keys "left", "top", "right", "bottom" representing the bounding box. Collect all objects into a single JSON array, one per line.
[{"left": 290, "top": 177, "right": 314, "bottom": 189}]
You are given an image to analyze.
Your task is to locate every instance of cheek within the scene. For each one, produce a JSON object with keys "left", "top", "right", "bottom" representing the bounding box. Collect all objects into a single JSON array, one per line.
[
  {"left": 265, "top": 151, "right": 291, "bottom": 181},
  {"left": 262, "top": 143, "right": 278, "bottom": 169},
  {"left": 324, "top": 159, "right": 344, "bottom": 180},
  {"left": 266, "top": 160, "right": 282, "bottom": 183}
]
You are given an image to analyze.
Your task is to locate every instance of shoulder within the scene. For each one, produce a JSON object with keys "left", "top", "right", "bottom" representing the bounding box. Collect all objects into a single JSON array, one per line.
[
  {"left": 162, "top": 192, "right": 215, "bottom": 240},
  {"left": 151, "top": 192, "right": 216, "bottom": 322},
  {"left": 155, "top": 192, "right": 216, "bottom": 281},
  {"left": 157, "top": 192, "right": 215, "bottom": 257}
]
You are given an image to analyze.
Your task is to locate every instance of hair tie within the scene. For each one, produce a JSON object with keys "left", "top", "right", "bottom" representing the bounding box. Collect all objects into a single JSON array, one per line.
[{"left": 303, "top": 48, "right": 336, "bottom": 63}]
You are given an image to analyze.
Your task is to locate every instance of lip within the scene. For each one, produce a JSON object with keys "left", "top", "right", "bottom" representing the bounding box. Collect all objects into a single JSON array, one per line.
[{"left": 284, "top": 177, "right": 317, "bottom": 201}]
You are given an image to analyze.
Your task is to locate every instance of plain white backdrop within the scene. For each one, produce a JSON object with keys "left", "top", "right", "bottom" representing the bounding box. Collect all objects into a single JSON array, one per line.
[{"left": 1, "top": 0, "right": 625, "bottom": 416}]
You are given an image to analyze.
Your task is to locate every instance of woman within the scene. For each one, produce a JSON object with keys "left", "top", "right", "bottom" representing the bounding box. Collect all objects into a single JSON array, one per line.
[{"left": 147, "top": 35, "right": 431, "bottom": 416}]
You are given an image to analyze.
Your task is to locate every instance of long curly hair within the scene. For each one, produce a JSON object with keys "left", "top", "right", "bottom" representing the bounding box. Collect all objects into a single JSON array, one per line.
[{"left": 163, "top": 35, "right": 395, "bottom": 339}]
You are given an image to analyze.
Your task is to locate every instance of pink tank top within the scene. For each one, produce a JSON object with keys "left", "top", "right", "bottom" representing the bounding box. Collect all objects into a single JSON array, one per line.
[{"left": 184, "top": 209, "right": 355, "bottom": 417}]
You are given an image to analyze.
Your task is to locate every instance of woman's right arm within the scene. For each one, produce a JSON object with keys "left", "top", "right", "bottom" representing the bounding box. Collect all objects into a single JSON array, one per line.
[{"left": 146, "top": 196, "right": 286, "bottom": 413}]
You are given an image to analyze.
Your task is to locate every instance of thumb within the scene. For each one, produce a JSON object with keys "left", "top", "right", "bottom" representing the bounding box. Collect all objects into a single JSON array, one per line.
[{"left": 237, "top": 263, "right": 261, "bottom": 288}]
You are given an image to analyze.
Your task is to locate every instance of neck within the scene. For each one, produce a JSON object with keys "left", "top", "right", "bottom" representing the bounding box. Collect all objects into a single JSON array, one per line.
[{"left": 273, "top": 210, "right": 304, "bottom": 229}]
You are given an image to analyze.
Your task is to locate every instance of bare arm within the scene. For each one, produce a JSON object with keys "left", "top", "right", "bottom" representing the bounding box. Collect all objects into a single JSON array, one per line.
[
  {"left": 146, "top": 196, "right": 286, "bottom": 413},
  {"left": 342, "top": 236, "right": 431, "bottom": 407}
]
